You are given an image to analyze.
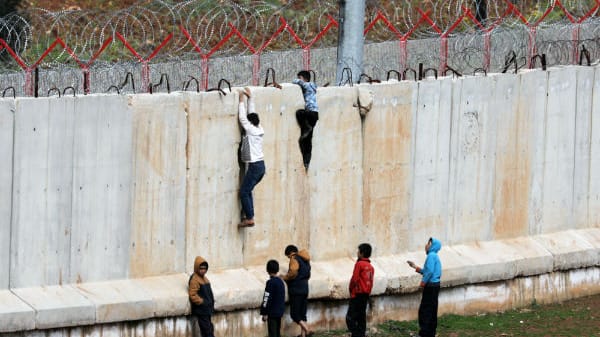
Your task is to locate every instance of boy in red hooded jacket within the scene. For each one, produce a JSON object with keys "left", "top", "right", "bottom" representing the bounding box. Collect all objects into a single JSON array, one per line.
[{"left": 346, "top": 243, "right": 374, "bottom": 337}]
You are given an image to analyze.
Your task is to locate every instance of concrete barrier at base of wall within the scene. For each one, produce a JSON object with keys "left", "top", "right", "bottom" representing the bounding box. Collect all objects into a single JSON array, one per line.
[{"left": 1, "top": 228, "right": 599, "bottom": 334}]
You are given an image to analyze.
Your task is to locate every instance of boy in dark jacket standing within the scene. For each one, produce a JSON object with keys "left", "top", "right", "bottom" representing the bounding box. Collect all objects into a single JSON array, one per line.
[
  {"left": 281, "top": 245, "right": 313, "bottom": 337},
  {"left": 261, "top": 259, "right": 286, "bottom": 337},
  {"left": 407, "top": 237, "right": 442, "bottom": 337},
  {"left": 189, "top": 256, "right": 215, "bottom": 337},
  {"left": 346, "top": 243, "right": 375, "bottom": 337}
]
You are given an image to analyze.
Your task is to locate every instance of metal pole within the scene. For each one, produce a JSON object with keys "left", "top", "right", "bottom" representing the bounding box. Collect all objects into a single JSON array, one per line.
[{"left": 336, "top": 0, "right": 365, "bottom": 84}]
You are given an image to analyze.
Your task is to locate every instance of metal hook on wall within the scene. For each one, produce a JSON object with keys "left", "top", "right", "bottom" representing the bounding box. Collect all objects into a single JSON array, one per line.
[
  {"left": 472, "top": 68, "right": 487, "bottom": 76},
  {"left": 502, "top": 50, "right": 518, "bottom": 74},
  {"left": 530, "top": 54, "right": 547, "bottom": 71},
  {"left": 403, "top": 68, "right": 418, "bottom": 81},
  {"left": 387, "top": 70, "right": 401, "bottom": 81},
  {"left": 119, "top": 72, "right": 136, "bottom": 93},
  {"left": 338, "top": 67, "right": 353, "bottom": 87},
  {"left": 443, "top": 65, "right": 462, "bottom": 78},
  {"left": 207, "top": 78, "right": 231, "bottom": 96},
  {"left": 422, "top": 68, "right": 438, "bottom": 80},
  {"left": 47, "top": 87, "right": 61, "bottom": 97},
  {"left": 580, "top": 45, "right": 591, "bottom": 66},
  {"left": 149, "top": 73, "right": 170, "bottom": 94},
  {"left": 63, "top": 86, "right": 76, "bottom": 97},
  {"left": 358, "top": 73, "right": 381, "bottom": 84},
  {"left": 183, "top": 76, "right": 200, "bottom": 92},
  {"left": 2, "top": 87, "right": 15, "bottom": 98},
  {"left": 264, "top": 68, "right": 282, "bottom": 89},
  {"left": 106, "top": 85, "right": 120, "bottom": 94}
]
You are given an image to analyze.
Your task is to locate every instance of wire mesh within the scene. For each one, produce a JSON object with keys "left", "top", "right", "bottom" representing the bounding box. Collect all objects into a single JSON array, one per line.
[{"left": 0, "top": 0, "right": 599, "bottom": 96}]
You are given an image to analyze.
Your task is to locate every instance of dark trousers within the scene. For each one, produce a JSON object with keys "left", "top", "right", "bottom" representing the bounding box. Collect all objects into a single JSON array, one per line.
[
  {"left": 195, "top": 315, "right": 215, "bottom": 337},
  {"left": 289, "top": 294, "right": 308, "bottom": 323},
  {"left": 267, "top": 317, "right": 282, "bottom": 337},
  {"left": 296, "top": 109, "right": 319, "bottom": 168},
  {"left": 418, "top": 284, "right": 440, "bottom": 337},
  {"left": 346, "top": 293, "right": 369, "bottom": 337},
  {"left": 240, "top": 160, "right": 265, "bottom": 219}
]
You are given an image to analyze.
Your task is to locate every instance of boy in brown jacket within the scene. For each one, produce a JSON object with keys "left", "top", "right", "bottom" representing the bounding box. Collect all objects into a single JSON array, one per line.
[
  {"left": 281, "top": 245, "right": 313, "bottom": 337},
  {"left": 189, "top": 256, "right": 215, "bottom": 337}
]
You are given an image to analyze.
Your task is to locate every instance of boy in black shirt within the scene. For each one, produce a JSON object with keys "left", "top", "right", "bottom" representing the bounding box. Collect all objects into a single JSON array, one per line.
[{"left": 261, "top": 259, "right": 286, "bottom": 337}]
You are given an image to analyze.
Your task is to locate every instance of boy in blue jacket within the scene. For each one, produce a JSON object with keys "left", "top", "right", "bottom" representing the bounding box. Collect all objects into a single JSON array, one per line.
[
  {"left": 407, "top": 237, "right": 442, "bottom": 337},
  {"left": 293, "top": 70, "right": 319, "bottom": 170},
  {"left": 261, "top": 259, "right": 286, "bottom": 337}
]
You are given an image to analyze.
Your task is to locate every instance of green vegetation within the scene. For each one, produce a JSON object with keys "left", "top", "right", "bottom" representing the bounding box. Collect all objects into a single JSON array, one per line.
[{"left": 312, "top": 294, "right": 600, "bottom": 337}]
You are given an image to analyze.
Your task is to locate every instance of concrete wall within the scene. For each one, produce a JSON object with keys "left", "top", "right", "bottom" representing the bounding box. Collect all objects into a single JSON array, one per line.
[{"left": 1, "top": 65, "right": 600, "bottom": 334}]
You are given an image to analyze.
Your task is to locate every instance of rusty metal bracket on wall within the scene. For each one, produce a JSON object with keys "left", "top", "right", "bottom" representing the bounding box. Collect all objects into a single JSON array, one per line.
[
  {"left": 358, "top": 73, "right": 381, "bottom": 84},
  {"left": 580, "top": 45, "right": 591, "bottom": 66},
  {"left": 207, "top": 78, "right": 231, "bottom": 95},
  {"left": 63, "top": 87, "right": 76, "bottom": 97},
  {"left": 502, "top": 51, "right": 518, "bottom": 74},
  {"left": 530, "top": 54, "right": 547, "bottom": 71},
  {"left": 387, "top": 70, "right": 401, "bottom": 81},
  {"left": 338, "top": 67, "right": 353, "bottom": 86},
  {"left": 149, "top": 73, "right": 170, "bottom": 94},
  {"left": 263, "top": 68, "right": 282, "bottom": 89},
  {"left": 183, "top": 76, "right": 200, "bottom": 92},
  {"left": 2, "top": 87, "right": 15, "bottom": 98},
  {"left": 443, "top": 65, "right": 462, "bottom": 78},
  {"left": 47, "top": 87, "right": 61, "bottom": 97},
  {"left": 403, "top": 68, "right": 417, "bottom": 81}
]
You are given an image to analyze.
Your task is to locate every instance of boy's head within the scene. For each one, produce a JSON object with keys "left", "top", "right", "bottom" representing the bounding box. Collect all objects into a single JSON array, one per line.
[
  {"left": 358, "top": 243, "right": 372, "bottom": 258},
  {"left": 194, "top": 256, "right": 209, "bottom": 276},
  {"left": 297, "top": 70, "right": 311, "bottom": 82},
  {"left": 284, "top": 244, "right": 298, "bottom": 257},
  {"left": 247, "top": 112, "right": 260, "bottom": 126},
  {"left": 266, "top": 259, "right": 279, "bottom": 274},
  {"left": 198, "top": 262, "right": 208, "bottom": 276}
]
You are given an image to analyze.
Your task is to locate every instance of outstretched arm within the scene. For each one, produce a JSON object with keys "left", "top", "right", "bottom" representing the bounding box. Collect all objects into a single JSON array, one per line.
[
  {"left": 293, "top": 78, "right": 310, "bottom": 91},
  {"left": 238, "top": 88, "right": 253, "bottom": 130}
]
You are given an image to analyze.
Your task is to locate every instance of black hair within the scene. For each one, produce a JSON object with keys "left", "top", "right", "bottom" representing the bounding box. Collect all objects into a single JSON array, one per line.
[
  {"left": 284, "top": 244, "right": 298, "bottom": 256},
  {"left": 247, "top": 113, "right": 260, "bottom": 126},
  {"left": 297, "top": 70, "right": 311, "bottom": 82},
  {"left": 199, "top": 261, "right": 209, "bottom": 269},
  {"left": 358, "top": 243, "right": 372, "bottom": 258},
  {"left": 266, "top": 259, "right": 279, "bottom": 274}
]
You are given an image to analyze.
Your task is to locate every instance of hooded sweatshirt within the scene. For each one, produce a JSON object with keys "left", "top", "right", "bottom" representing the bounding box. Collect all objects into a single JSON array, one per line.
[
  {"left": 417, "top": 238, "right": 442, "bottom": 287},
  {"left": 239, "top": 96, "right": 264, "bottom": 163},
  {"left": 282, "top": 249, "right": 311, "bottom": 296},
  {"left": 188, "top": 256, "right": 215, "bottom": 316}
]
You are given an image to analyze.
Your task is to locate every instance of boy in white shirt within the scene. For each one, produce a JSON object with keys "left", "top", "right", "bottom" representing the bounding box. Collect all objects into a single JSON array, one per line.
[{"left": 238, "top": 87, "right": 265, "bottom": 228}]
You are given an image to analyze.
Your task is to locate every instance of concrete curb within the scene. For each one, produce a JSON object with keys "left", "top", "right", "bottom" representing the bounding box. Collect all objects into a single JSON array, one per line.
[{"left": 1, "top": 228, "right": 599, "bottom": 332}]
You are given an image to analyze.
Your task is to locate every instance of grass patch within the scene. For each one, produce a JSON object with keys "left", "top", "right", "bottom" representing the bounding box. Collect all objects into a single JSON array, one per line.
[{"left": 312, "top": 294, "right": 600, "bottom": 337}]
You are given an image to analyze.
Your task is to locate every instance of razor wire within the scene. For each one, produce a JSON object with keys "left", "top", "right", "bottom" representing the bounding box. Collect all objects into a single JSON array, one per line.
[{"left": 0, "top": 0, "right": 599, "bottom": 97}]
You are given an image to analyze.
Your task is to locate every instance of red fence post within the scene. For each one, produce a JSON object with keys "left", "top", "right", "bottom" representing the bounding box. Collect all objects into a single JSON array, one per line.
[
  {"left": 302, "top": 48, "right": 310, "bottom": 71},
  {"left": 285, "top": 15, "right": 338, "bottom": 72},
  {"left": 116, "top": 32, "right": 172, "bottom": 93}
]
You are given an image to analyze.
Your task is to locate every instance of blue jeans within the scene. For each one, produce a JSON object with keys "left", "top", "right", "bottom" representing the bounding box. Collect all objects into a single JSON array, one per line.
[{"left": 240, "top": 160, "right": 265, "bottom": 220}]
